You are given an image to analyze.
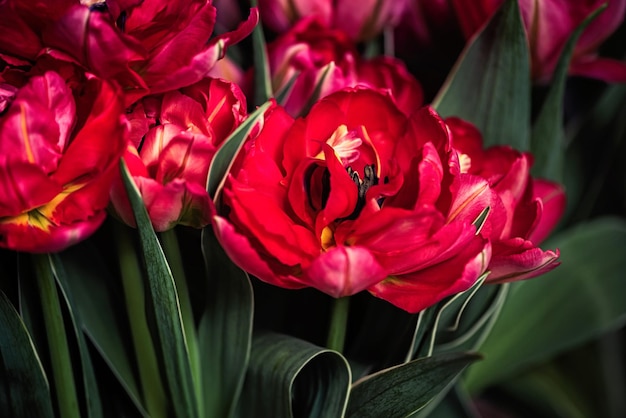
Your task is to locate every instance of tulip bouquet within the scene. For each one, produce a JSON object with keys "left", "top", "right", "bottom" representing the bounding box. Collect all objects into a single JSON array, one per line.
[{"left": 1, "top": 0, "right": 626, "bottom": 417}]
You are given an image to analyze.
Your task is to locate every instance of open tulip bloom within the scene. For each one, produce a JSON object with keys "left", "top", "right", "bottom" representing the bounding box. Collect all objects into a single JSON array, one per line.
[{"left": 0, "top": 0, "right": 625, "bottom": 417}]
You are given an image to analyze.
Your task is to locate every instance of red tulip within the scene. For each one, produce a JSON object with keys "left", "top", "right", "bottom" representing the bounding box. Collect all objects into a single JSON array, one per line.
[
  {"left": 452, "top": 0, "right": 626, "bottom": 82},
  {"left": 258, "top": 0, "right": 411, "bottom": 41},
  {"left": 266, "top": 17, "right": 359, "bottom": 117},
  {"left": 0, "top": 0, "right": 77, "bottom": 64},
  {"left": 110, "top": 78, "right": 247, "bottom": 231},
  {"left": 356, "top": 56, "right": 424, "bottom": 116},
  {"left": 445, "top": 117, "right": 565, "bottom": 282},
  {"left": 0, "top": 68, "right": 126, "bottom": 252},
  {"left": 213, "top": 88, "right": 490, "bottom": 313},
  {"left": 265, "top": 17, "right": 423, "bottom": 117},
  {"left": 41, "top": 1, "right": 258, "bottom": 106}
]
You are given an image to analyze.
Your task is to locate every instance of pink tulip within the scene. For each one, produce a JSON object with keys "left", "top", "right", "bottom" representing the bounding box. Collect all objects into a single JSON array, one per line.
[
  {"left": 265, "top": 17, "right": 423, "bottom": 117},
  {"left": 110, "top": 78, "right": 247, "bottom": 231},
  {"left": 356, "top": 56, "right": 424, "bottom": 116},
  {"left": 266, "top": 16, "right": 359, "bottom": 117},
  {"left": 41, "top": 1, "right": 258, "bottom": 106},
  {"left": 258, "top": 0, "right": 411, "bottom": 41},
  {"left": 445, "top": 117, "right": 565, "bottom": 282},
  {"left": 452, "top": 0, "right": 626, "bottom": 82},
  {"left": 0, "top": 66, "right": 126, "bottom": 252}
]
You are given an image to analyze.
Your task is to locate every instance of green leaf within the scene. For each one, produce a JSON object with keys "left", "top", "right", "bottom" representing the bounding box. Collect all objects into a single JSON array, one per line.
[
  {"left": 346, "top": 352, "right": 481, "bottom": 418},
  {"left": 531, "top": 5, "right": 607, "bottom": 182},
  {"left": 465, "top": 217, "right": 626, "bottom": 392},
  {"left": 496, "top": 364, "right": 593, "bottom": 418},
  {"left": 298, "top": 62, "right": 334, "bottom": 117},
  {"left": 56, "top": 243, "right": 147, "bottom": 417},
  {"left": 407, "top": 276, "right": 505, "bottom": 360},
  {"left": 433, "top": 0, "right": 530, "bottom": 150},
  {"left": 249, "top": 0, "right": 272, "bottom": 107},
  {"left": 413, "top": 384, "right": 479, "bottom": 418},
  {"left": 238, "top": 332, "right": 351, "bottom": 418},
  {"left": 50, "top": 255, "right": 103, "bottom": 418},
  {"left": 120, "top": 160, "right": 198, "bottom": 418},
  {"left": 32, "top": 254, "right": 81, "bottom": 418},
  {"left": 434, "top": 283, "right": 509, "bottom": 354},
  {"left": 206, "top": 101, "right": 272, "bottom": 201},
  {"left": 198, "top": 230, "right": 254, "bottom": 417},
  {"left": 0, "top": 290, "right": 54, "bottom": 418}
]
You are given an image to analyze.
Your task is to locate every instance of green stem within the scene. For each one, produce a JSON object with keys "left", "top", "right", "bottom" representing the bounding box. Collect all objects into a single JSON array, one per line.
[
  {"left": 326, "top": 297, "right": 350, "bottom": 353},
  {"left": 33, "top": 254, "right": 80, "bottom": 418},
  {"left": 115, "top": 222, "right": 167, "bottom": 418},
  {"left": 159, "top": 228, "right": 202, "bottom": 416}
]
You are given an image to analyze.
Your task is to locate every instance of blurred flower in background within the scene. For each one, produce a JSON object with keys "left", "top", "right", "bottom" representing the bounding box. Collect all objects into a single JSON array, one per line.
[{"left": 258, "top": 0, "right": 410, "bottom": 41}]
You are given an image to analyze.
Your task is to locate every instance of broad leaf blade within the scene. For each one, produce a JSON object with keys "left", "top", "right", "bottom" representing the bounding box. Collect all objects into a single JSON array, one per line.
[
  {"left": 434, "top": 283, "right": 509, "bottom": 354},
  {"left": 0, "top": 290, "right": 54, "bottom": 418},
  {"left": 50, "top": 255, "right": 103, "bottom": 418},
  {"left": 249, "top": 0, "right": 272, "bottom": 107},
  {"left": 120, "top": 160, "right": 198, "bottom": 418},
  {"left": 531, "top": 5, "right": 607, "bottom": 181},
  {"left": 199, "top": 230, "right": 254, "bottom": 417},
  {"left": 56, "top": 244, "right": 147, "bottom": 417},
  {"left": 413, "top": 384, "right": 480, "bottom": 418},
  {"left": 465, "top": 217, "right": 626, "bottom": 392},
  {"left": 433, "top": 0, "right": 530, "bottom": 150},
  {"left": 346, "top": 352, "right": 481, "bottom": 418},
  {"left": 238, "top": 332, "right": 351, "bottom": 418}
]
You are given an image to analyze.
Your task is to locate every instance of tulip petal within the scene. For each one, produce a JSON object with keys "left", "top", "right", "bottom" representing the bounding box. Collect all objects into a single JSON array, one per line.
[
  {"left": 527, "top": 179, "right": 566, "bottom": 244},
  {"left": 0, "top": 209, "right": 106, "bottom": 253},
  {"left": 447, "top": 173, "right": 507, "bottom": 239},
  {"left": 0, "top": 3, "right": 43, "bottom": 60},
  {"left": 304, "top": 245, "right": 387, "bottom": 298},
  {"left": 0, "top": 73, "right": 71, "bottom": 173},
  {"left": 53, "top": 78, "right": 126, "bottom": 185},
  {"left": 225, "top": 180, "right": 320, "bottom": 267},
  {"left": 212, "top": 215, "right": 309, "bottom": 289},
  {"left": 0, "top": 162, "right": 62, "bottom": 217},
  {"left": 568, "top": 56, "right": 626, "bottom": 83},
  {"left": 369, "top": 234, "right": 490, "bottom": 313},
  {"left": 487, "top": 238, "right": 560, "bottom": 283}
]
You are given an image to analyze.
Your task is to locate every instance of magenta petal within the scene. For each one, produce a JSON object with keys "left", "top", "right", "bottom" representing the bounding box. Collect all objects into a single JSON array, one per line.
[
  {"left": 0, "top": 210, "right": 106, "bottom": 253},
  {"left": 147, "top": 44, "right": 224, "bottom": 95},
  {"left": 304, "top": 246, "right": 387, "bottom": 298},
  {"left": 0, "top": 162, "right": 62, "bottom": 217},
  {"left": 213, "top": 7, "right": 259, "bottom": 48},
  {"left": 487, "top": 238, "right": 560, "bottom": 283},
  {"left": 0, "top": 72, "right": 72, "bottom": 174},
  {"left": 568, "top": 56, "right": 626, "bottom": 83},
  {"left": 369, "top": 234, "right": 490, "bottom": 313},
  {"left": 44, "top": 6, "right": 146, "bottom": 77},
  {"left": 212, "top": 215, "right": 309, "bottom": 289},
  {"left": 528, "top": 179, "right": 566, "bottom": 244},
  {"left": 143, "top": 4, "right": 217, "bottom": 81},
  {"left": 137, "top": 177, "right": 211, "bottom": 231}
]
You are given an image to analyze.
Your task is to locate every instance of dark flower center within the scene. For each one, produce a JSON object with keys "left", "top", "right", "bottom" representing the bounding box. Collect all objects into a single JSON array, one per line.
[
  {"left": 306, "top": 164, "right": 379, "bottom": 221},
  {"left": 344, "top": 164, "right": 378, "bottom": 220}
]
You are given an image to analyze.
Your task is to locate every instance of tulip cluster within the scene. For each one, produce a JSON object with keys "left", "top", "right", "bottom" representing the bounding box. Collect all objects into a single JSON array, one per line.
[
  {"left": 3, "top": 1, "right": 626, "bottom": 417},
  {"left": 0, "top": 0, "right": 256, "bottom": 249},
  {"left": 8, "top": 0, "right": 621, "bottom": 314}
]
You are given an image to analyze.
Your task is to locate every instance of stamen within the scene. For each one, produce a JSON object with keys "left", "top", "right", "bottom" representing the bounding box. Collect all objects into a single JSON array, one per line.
[{"left": 342, "top": 164, "right": 379, "bottom": 220}]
